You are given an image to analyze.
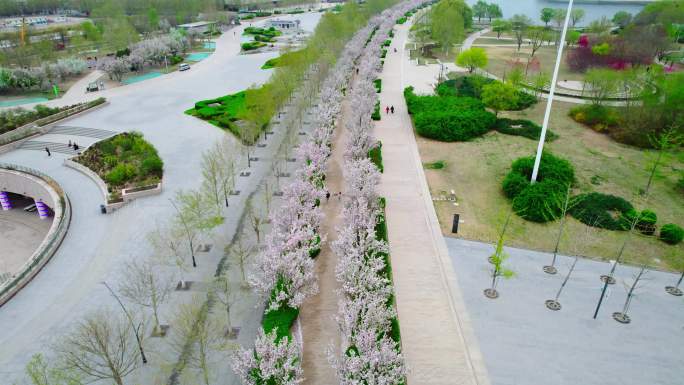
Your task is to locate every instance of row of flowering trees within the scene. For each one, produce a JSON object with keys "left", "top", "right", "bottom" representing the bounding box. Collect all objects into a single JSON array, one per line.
[
  {"left": 229, "top": 2, "right": 424, "bottom": 382},
  {"left": 0, "top": 58, "right": 87, "bottom": 91},
  {"left": 328, "top": 2, "right": 426, "bottom": 383}
]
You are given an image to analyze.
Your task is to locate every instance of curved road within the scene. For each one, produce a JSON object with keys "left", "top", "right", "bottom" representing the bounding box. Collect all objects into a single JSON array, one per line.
[{"left": 0, "top": 14, "right": 321, "bottom": 384}]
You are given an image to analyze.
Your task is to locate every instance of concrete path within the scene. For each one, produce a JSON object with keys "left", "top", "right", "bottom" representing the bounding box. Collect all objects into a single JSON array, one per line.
[
  {"left": 299, "top": 83, "right": 348, "bottom": 384},
  {"left": 60, "top": 70, "right": 104, "bottom": 104},
  {"left": 0, "top": 12, "right": 321, "bottom": 384},
  {"left": 446, "top": 237, "right": 684, "bottom": 385},
  {"left": 373, "top": 20, "right": 490, "bottom": 385}
]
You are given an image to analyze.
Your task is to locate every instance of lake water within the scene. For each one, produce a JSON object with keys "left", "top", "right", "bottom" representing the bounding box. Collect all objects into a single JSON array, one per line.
[
  {"left": 465, "top": 0, "right": 647, "bottom": 26},
  {"left": 186, "top": 52, "right": 211, "bottom": 62}
]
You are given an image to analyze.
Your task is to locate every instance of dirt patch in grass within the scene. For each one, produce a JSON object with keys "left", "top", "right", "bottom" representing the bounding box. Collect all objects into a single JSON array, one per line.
[
  {"left": 417, "top": 100, "right": 684, "bottom": 270},
  {"left": 483, "top": 45, "right": 583, "bottom": 82}
]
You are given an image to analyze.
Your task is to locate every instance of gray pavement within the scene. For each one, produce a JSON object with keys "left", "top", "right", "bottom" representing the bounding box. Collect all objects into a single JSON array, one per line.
[
  {"left": 0, "top": 12, "right": 323, "bottom": 384},
  {"left": 446, "top": 237, "right": 684, "bottom": 385}
]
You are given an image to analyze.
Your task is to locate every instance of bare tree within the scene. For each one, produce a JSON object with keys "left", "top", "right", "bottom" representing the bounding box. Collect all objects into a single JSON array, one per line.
[
  {"left": 643, "top": 127, "right": 682, "bottom": 196},
  {"left": 55, "top": 311, "right": 140, "bottom": 385},
  {"left": 149, "top": 224, "right": 190, "bottom": 289},
  {"left": 248, "top": 201, "right": 264, "bottom": 245},
  {"left": 168, "top": 301, "right": 233, "bottom": 385},
  {"left": 24, "top": 353, "right": 82, "bottom": 385},
  {"left": 170, "top": 190, "right": 224, "bottom": 268},
  {"left": 118, "top": 259, "right": 174, "bottom": 336},
  {"left": 201, "top": 139, "right": 238, "bottom": 212},
  {"left": 213, "top": 272, "right": 237, "bottom": 339},
  {"left": 545, "top": 257, "right": 578, "bottom": 311},
  {"left": 229, "top": 237, "right": 254, "bottom": 286},
  {"left": 613, "top": 265, "right": 648, "bottom": 324},
  {"left": 544, "top": 185, "right": 573, "bottom": 275}
]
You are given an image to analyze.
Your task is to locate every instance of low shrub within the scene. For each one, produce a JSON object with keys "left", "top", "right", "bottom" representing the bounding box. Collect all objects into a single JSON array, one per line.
[
  {"left": 254, "top": 34, "right": 275, "bottom": 43},
  {"left": 240, "top": 14, "right": 255, "bottom": 20},
  {"left": 503, "top": 152, "right": 575, "bottom": 222},
  {"left": 494, "top": 118, "right": 558, "bottom": 141},
  {"left": 0, "top": 104, "right": 62, "bottom": 134},
  {"left": 241, "top": 41, "right": 266, "bottom": 51},
  {"left": 381, "top": 49, "right": 387, "bottom": 58},
  {"left": 568, "top": 104, "right": 620, "bottom": 132},
  {"left": 373, "top": 78, "right": 382, "bottom": 93},
  {"left": 659, "top": 223, "right": 684, "bottom": 245},
  {"left": 513, "top": 91, "right": 537, "bottom": 110},
  {"left": 396, "top": 17, "right": 407, "bottom": 24},
  {"left": 383, "top": 39, "right": 391, "bottom": 47},
  {"left": 623, "top": 209, "right": 658, "bottom": 235},
  {"left": 568, "top": 192, "right": 634, "bottom": 230},
  {"left": 414, "top": 109, "right": 495, "bottom": 142},
  {"left": 439, "top": 76, "right": 536, "bottom": 110},
  {"left": 371, "top": 101, "right": 381, "bottom": 121},
  {"left": 369, "top": 142, "right": 384, "bottom": 173},
  {"left": 262, "top": 304, "right": 299, "bottom": 342},
  {"left": 424, "top": 160, "right": 446, "bottom": 169}
]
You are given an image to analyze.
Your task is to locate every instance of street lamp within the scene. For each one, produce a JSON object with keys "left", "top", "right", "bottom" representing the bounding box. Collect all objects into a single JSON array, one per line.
[
  {"left": 101, "top": 281, "right": 148, "bottom": 364},
  {"left": 530, "top": 0, "right": 574, "bottom": 183}
]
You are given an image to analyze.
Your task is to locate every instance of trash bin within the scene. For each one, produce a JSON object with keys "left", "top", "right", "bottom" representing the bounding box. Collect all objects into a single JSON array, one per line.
[
  {"left": 100, "top": 204, "right": 107, "bottom": 214},
  {"left": 452, "top": 214, "right": 460, "bottom": 234}
]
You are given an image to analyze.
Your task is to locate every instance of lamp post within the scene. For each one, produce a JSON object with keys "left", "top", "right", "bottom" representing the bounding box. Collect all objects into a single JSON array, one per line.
[
  {"left": 101, "top": 281, "right": 148, "bottom": 364},
  {"left": 530, "top": 0, "right": 574, "bottom": 183}
]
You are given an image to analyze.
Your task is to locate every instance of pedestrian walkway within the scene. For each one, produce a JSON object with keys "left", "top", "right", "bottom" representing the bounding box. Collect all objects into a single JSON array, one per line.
[
  {"left": 18, "top": 140, "right": 80, "bottom": 155},
  {"left": 48, "top": 125, "right": 116, "bottom": 139},
  {"left": 373, "top": 21, "right": 490, "bottom": 385}
]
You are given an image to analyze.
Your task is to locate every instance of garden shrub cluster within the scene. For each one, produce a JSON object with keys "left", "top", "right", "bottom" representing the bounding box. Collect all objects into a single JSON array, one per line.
[
  {"left": 375, "top": 198, "right": 401, "bottom": 343},
  {"left": 568, "top": 192, "right": 634, "bottom": 231},
  {"left": 371, "top": 101, "right": 381, "bottom": 121},
  {"left": 569, "top": 104, "right": 620, "bottom": 133},
  {"left": 502, "top": 152, "right": 575, "bottom": 222},
  {"left": 373, "top": 78, "right": 382, "bottom": 93},
  {"left": 404, "top": 86, "right": 496, "bottom": 142},
  {"left": 396, "top": 16, "right": 407, "bottom": 24},
  {"left": 493, "top": 118, "right": 558, "bottom": 141},
  {"left": 660, "top": 223, "right": 684, "bottom": 245},
  {"left": 369, "top": 142, "right": 384, "bottom": 173},
  {"left": 75, "top": 132, "right": 163, "bottom": 190},
  {"left": 438, "top": 76, "right": 537, "bottom": 110}
]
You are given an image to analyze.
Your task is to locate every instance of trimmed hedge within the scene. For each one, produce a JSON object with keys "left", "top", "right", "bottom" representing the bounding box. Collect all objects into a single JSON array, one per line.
[
  {"left": 373, "top": 78, "right": 382, "bottom": 93},
  {"left": 503, "top": 152, "right": 575, "bottom": 222},
  {"left": 404, "top": 86, "right": 496, "bottom": 142},
  {"left": 262, "top": 304, "right": 299, "bottom": 342},
  {"left": 660, "top": 223, "right": 684, "bottom": 245},
  {"left": 396, "top": 16, "right": 407, "bottom": 24},
  {"left": 494, "top": 118, "right": 558, "bottom": 141},
  {"left": 241, "top": 41, "right": 266, "bottom": 51},
  {"left": 568, "top": 192, "right": 634, "bottom": 230},
  {"left": 623, "top": 209, "right": 658, "bottom": 235},
  {"left": 188, "top": 91, "right": 247, "bottom": 137},
  {"left": 369, "top": 142, "right": 384, "bottom": 173}
]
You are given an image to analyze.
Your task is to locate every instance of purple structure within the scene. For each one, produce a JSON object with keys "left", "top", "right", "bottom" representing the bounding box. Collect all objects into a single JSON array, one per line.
[
  {"left": 0, "top": 191, "right": 11, "bottom": 210},
  {"left": 35, "top": 200, "right": 49, "bottom": 219}
]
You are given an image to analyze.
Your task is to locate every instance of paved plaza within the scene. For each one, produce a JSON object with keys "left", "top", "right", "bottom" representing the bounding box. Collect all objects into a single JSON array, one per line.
[{"left": 446, "top": 237, "right": 684, "bottom": 385}]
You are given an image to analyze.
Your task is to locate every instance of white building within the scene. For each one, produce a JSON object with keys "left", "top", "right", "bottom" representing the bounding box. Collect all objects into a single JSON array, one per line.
[
  {"left": 266, "top": 19, "right": 301, "bottom": 32},
  {"left": 177, "top": 21, "right": 217, "bottom": 34}
]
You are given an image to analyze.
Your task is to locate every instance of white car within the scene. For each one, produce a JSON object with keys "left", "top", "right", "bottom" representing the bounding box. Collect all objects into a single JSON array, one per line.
[{"left": 179, "top": 63, "right": 190, "bottom": 71}]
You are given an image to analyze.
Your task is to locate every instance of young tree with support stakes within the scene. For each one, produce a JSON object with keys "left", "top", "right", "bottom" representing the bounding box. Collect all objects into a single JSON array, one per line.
[
  {"left": 664, "top": 251, "right": 684, "bottom": 296},
  {"left": 213, "top": 271, "right": 238, "bottom": 339},
  {"left": 643, "top": 127, "right": 682, "bottom": 196},
  {"left": 544, "top": 185, "right": 573, "bottom": 274},
  {"left": 117, "top": 259, "right": 174, "bottom": 337},
  {"left": 485, "top": 214, "right": 515, "bottom": 299},
  {"left": 613, "top": 265, "right": 648, "bottom": 324},
  {"left": 545, "top": 257, "right": 578, "bottom": 311},
  {"left": 55, "top": 310, "right": 140, "bottom": 385},
  {"left": 229, "top": 236, "right": 254, "bottom": 287}
]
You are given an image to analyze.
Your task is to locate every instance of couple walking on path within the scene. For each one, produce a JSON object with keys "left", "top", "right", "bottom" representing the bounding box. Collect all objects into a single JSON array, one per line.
[{"left": 385, "top": 105, "right": 395, "bottom": 114}]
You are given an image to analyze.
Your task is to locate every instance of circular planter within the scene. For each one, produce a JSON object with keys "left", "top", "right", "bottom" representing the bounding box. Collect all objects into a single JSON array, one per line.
[
  {"left": 484, "top": 288, "right": 499, "bottom": 299},
  {"left": 545, "top": 299, "right": 561, "bottom": 311},
  {"left": 543, "top": 265, "right": 558, "bottom": 275},
  {"left": 612, "top": 312, "right": 631, "bottom": 324},
  {"left": 600, "top": 275, "right": 616, "bottom": 285},
  {"left": 665, "top": 286, "right": 683, "bottom": 296}
]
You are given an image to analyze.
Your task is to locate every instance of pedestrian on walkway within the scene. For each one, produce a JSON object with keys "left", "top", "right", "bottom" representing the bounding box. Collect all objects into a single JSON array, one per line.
[
  {"left": 385, "top": 106, "right": 390, "bottom": 114},
  {"left": 326, "top": 191, "right": 331, "bottom": 202},
  {"left": 73, "top": 143, "right": 79, "bottom": 151},
  {"left": 45, "top": 147, "right": 51, "bottom": 157},
  {"left": 394, "top": 47, "right": 397, "bottom": 53},
  {"left": 68, "top": 140, "right": 71, "bottom": 147},
  {"left": 390, "top": 105, "right": 395, "bottom": 114},
  {"left": 337, "top": 192, "right": 342, "bottom": 200}
]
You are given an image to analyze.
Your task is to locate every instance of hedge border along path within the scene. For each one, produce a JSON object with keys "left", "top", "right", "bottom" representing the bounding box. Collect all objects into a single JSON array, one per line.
[{"left": 502, "top": 151, "right": 575, "bottom": 223}]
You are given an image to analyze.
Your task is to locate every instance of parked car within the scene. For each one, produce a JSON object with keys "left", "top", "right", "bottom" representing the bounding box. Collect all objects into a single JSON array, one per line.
[
  {"left": 179, "top": 63, "right": 190, "bottom": 71},
  {"left": 86, "top": 82, "right": 99, "bottom": 92}
]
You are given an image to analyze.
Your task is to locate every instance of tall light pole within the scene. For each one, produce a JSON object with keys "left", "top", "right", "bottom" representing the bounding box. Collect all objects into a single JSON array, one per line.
[{"left": 530, "top": 0, "right": 574, "bottom": 183}]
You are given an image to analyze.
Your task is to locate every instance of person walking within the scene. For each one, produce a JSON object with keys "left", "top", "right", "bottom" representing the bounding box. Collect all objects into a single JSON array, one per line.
[
  {"left": 45, "top": 147, "right": 51, "bottom": 157},
  {"left": 390, "top": 105, "right": 395, "bottom": 114},
  {"left": 325, "top": 191, "right": 331, "bottom": 202},
  {"left": 68, "top": 140, "right": 71, "bottom": 147},
  {"left": 385, "top": 106, "right": 390, "bottom": 114}
]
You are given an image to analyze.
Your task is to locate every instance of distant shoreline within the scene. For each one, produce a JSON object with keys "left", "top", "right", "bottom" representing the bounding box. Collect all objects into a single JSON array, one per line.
[{"left": 546, "top": 0, "right": 654, "bottom": 4}]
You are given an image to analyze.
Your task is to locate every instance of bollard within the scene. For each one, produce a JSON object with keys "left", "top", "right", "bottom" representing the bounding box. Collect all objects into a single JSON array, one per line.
[
  {"left": 0, "top": 191, "right": 11, "bottom": 210},
  {"left": 451, "top": 214, "right": 460, "bottom": 234},
  {"left": 35, "top": 200, "right": 49, "bottom": 219}
]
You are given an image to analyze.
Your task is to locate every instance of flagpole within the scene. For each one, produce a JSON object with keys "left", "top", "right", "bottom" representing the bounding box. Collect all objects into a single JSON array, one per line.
[{"left": 530, "top": 0, "right": 574, "bottom": 182}]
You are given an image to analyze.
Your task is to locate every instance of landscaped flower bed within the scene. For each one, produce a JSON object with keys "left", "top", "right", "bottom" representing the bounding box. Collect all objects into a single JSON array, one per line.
[{"left": 74, "top": 132, "right": 163, "bottom": 198}]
